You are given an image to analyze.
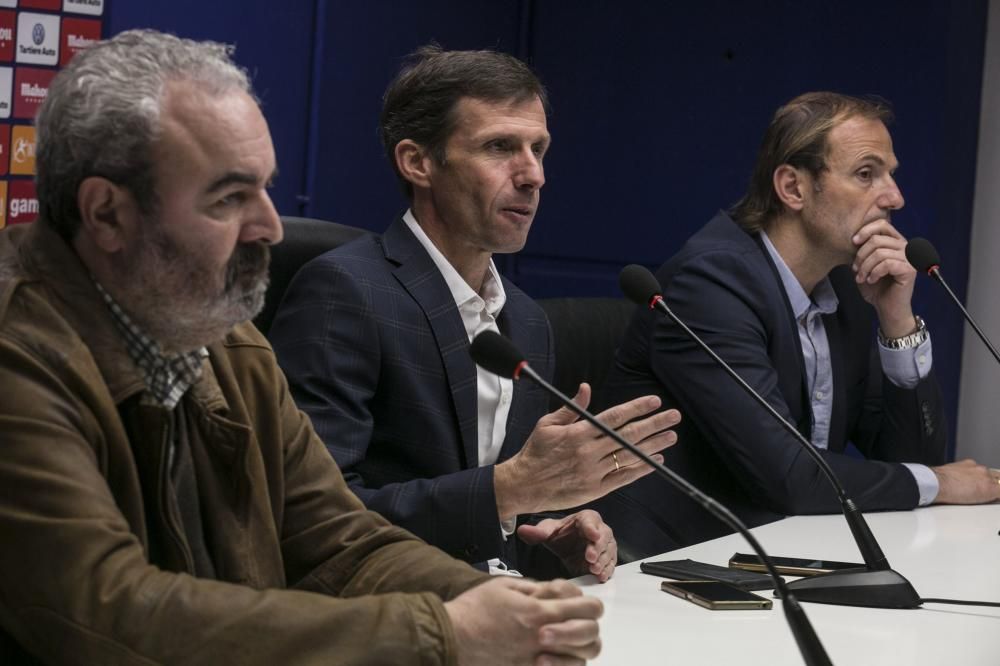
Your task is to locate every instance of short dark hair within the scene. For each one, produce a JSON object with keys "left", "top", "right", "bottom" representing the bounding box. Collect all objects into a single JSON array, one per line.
[
  {"left": 379, "top": 44, "right": 549, "bottom": 199},
  {"left": 729, "top": 92, "right": 894, "bottom": 233}
]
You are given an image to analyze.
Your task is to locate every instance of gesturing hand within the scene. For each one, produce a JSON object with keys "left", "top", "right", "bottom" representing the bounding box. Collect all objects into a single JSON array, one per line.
[
  {"left": 517, "top": 510, "right": 617, "bottom": 582},
  {"left": 494, "top": 383, "right": 681, "bottom": 520}
]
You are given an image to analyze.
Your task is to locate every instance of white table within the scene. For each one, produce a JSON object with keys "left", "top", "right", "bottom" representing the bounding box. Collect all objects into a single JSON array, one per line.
[{"left": 575, "top": 504, "right": 1000, "bottom": 665}]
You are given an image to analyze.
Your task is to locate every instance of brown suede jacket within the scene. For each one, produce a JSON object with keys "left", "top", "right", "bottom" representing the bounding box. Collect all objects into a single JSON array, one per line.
[{"left": 0, "top": 222, "right": 488, "bottom": 665}]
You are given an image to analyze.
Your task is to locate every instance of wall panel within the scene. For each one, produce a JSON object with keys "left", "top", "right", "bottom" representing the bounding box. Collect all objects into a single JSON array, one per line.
[{"left": 108, "top": 0, "right": 318, "bottom": 217}]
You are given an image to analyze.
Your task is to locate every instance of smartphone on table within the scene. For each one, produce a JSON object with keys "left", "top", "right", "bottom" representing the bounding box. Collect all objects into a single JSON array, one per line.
[
  {"left": 660, "top": 580, "right": 773, "bottom": 610},
  {"left": 728, "top": 552, "right": 865, "bottom": 577},
  {"left": 639, "top": 558, "right": 776, "bottom": 590}
]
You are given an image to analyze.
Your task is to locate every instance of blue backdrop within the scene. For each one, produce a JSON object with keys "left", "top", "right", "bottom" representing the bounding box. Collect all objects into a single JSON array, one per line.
[{"left": 107, "top": 0, "right": 988, "bottom": 454}]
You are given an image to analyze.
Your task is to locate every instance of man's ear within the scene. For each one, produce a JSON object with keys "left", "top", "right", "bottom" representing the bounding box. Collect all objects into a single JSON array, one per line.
[
  {"left": 773, "top": 164, "right": 811, "bottom": 212},
  {"left": 394, "top": 139, "right": 434, "bottom": 191},
  {"left": 76, "top": 177, "right": 140, "bottom": 253}
]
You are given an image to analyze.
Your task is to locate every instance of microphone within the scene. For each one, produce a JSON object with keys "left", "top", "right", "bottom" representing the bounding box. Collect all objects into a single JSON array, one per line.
[
  {"left": 469, "top": 330, "right": 833, "bottom": 666},
  {"left": 620, "top": 264, "right": 921, "bottom": 609},
  {"left": 905, "top": 237, "right": 1000, "bottom": 365}
]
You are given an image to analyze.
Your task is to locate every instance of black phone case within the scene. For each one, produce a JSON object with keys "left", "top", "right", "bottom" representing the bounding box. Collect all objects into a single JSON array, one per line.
[{"left": 639, "top": 558, "right": 778, "bottom": 591}]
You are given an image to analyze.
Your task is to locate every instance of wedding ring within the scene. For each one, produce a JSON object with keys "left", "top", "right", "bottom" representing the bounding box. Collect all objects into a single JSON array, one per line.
[{"left": 612, "top": 451, "right": 621, "bottom": 473}]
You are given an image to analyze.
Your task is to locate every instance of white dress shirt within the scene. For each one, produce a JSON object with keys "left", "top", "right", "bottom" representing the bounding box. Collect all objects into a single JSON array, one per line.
[{"left": 403, "top": 212, "right": 522, "bottom": 575}]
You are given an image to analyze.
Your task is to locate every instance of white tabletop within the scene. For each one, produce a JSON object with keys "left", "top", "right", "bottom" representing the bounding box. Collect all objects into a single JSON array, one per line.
[{"left": 575, "top": 504, "right": 1000, "bottom": 665}]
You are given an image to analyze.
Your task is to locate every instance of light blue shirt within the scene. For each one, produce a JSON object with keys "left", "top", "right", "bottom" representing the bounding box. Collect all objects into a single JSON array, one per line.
[{"left": 760, "top": 232, "right": 939, "bottom": 505}]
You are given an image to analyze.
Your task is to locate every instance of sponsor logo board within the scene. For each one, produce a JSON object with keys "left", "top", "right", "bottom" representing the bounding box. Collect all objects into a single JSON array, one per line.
[
  {"left": 22, "top": 0, "right": 61, "bottom": 9},
  {"left": 8, "top": 178, "right": 36, "bottom": 224},
  {"left": 10, "top": 124, "right": 33, "bottom": 174},
  {"left": 60, "top": 16, "right": 98, "bottom": 65},
  {"left": 64, "top": 0, "right": 103, "bottom": 15},
  {"left": 0, "top": 123, "right": 9, "bottom": 175},
  {"left": 0, "top": 10, "right": 15, "bottom": 62},
  {"left": 13, "top": 66, "right": 53, "bottom": 118},
  {"left": 16, "top": 11, "right": 58, "bottom": 65},
  {"left": 0, "top": 66, "right": 11, "bottom": 119}
]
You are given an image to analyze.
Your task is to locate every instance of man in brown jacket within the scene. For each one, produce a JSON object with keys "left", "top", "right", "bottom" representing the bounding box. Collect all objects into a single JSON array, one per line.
[{"left": 0, "top": 29, "right": 603, "bottom": 665}]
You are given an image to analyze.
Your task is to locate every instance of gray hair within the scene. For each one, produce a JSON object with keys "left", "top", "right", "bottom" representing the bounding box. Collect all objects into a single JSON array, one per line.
[{"left": 35, "top": 29, "right": 253, "bottom": 241}]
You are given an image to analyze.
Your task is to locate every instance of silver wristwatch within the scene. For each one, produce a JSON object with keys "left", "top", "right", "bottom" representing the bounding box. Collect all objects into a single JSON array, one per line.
[{"left": 878, "top": 315, "right": 928, "bottom": 350}]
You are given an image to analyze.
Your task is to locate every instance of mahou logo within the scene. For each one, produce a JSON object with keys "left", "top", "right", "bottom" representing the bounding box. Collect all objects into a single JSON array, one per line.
[
  {"left": 14, "top": 67, "right": 55, "bottom": 119},
  {"left": 8, "top": 179, "right": 38, "bottom": 225},
  {"left": 60, "top": 17, "right": 100, "bottom": 66}
]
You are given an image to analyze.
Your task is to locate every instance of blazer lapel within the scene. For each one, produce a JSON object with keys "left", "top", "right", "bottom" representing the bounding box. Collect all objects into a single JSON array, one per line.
[
  {"left": 382, "top": 216, "right": 480, "bottom": 468},
  {"left": 751, "top": 230, "right": 812, "bottom": 438},
  {"left": 823, "top": 304, "right": 848, "bottom": 453}
]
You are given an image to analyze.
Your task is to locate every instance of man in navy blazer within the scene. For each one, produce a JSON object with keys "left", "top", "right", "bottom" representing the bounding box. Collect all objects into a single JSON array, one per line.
[
  {"left": 270, "top": 46, "right": 679, "bottom": 579},
  {"left": 598, "top": 92, "right": 1000, "bottom": 557}
]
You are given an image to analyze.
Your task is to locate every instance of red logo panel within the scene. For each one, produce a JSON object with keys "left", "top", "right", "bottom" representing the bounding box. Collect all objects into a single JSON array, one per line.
[
  {"left": 60, "top": 17, "right": 99, "bottom": 66},
  {"left": 0, "top": 11, "right": 14, "bottom": 63},
  {"left": 0, "top": 123, "right": 10, "bottom": 176},
  {"left": 21, "top": 0, "right": 63, "bottom": 10},
  {"left": 13, "top": 66, "right": 55, "bottom": 119},
  {"left": 8, "top": 179, "right": 38, "bottom": 225}
]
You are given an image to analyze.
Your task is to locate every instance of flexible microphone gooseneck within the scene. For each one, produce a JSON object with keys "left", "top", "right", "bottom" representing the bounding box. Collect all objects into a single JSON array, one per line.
[
  {"left": 619, "top": 264, "right": 921, "bottom": 609},
  {"left": 905, "top": 237, "right": 1000, "bottom": 365},
  {"left": 469, "top": 330, "right": 833, "bottom": 666}
]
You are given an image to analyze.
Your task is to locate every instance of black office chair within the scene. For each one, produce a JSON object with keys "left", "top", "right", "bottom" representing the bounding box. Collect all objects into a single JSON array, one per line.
[
  {"left": 536, "top": 297, "right": 637, "bottom": 412},
  {"left": 254, "top": 216, "right": 370, "bottom": 336}
]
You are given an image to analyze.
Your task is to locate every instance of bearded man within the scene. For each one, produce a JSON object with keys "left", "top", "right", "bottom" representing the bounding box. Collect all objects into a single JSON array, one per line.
[{"left": 0, "top": 29, "right": 603, "bottom": 666}]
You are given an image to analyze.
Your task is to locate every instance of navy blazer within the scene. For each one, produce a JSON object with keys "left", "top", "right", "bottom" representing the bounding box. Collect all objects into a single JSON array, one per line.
[
  {"left": 269, "top": 216, "right": 555, "bottom": 569},
  {"left": 595, "top": 211, "right": 948, "bottom": 558}
]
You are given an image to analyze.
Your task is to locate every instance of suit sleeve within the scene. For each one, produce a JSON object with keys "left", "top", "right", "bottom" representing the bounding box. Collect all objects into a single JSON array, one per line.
[
  {"left": 848, "top": 336, "right": 947, "bottom": 469},
  {"left": 269, "top": 256, "right": 507, "bottom": 562},
  {"left": 0, "top": 332, "right": 486, "bottom": 665},
  {"left": 650, "top": 250, "right": 933, "bottom": 515}
]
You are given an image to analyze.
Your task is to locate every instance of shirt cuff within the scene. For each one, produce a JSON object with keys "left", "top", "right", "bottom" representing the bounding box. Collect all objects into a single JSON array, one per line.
[
  {"left": 902, "top": 463, "right": 939, "bottom": 506},
  {"left": 486, "top": 558, "right": 523, "bottom": 577},
  {"left": 500, "top": 516, "right": 517, "bottom": 539},
  {"left": 878, "top": 333, "right": 932, "bottom": 388}
]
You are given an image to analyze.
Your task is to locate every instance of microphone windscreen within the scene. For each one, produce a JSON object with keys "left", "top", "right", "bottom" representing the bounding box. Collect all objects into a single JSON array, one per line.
[
  {"left": 905, "top": 237, "right": 941, "bottom": 272},
  {"left": 469, "top": 330, "right": 524, "bottom": 379},
  {"left": 619, "top": 264, "right": 662, "bottom": 305}
]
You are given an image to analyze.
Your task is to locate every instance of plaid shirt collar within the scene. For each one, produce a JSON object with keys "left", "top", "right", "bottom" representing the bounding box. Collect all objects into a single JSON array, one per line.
[{"left": 94, "top": 281, "right": 208, "bottom": 410}]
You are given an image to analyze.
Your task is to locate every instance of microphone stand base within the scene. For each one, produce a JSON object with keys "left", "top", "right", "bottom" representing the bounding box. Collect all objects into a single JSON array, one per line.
[{"left": 784, "top": 568, "right": 921, "bottom": 609}]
